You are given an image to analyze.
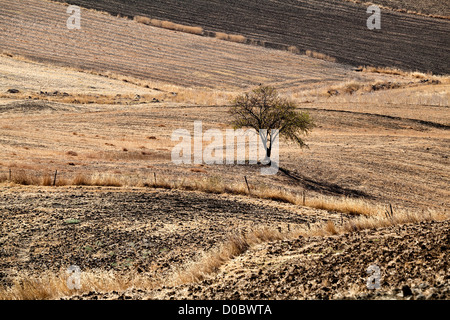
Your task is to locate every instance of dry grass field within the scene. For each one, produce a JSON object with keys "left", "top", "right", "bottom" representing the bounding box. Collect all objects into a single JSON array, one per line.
[{"left": 0, "top": 0, "right": 449, "bottom": 301}]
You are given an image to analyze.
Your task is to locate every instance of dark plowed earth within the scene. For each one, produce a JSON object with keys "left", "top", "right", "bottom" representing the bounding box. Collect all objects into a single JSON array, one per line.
[
  {"left": 148, "top": 220, "right": 449, "bottom": 300},
  {"left": 0, "top": 187, "right": 332, "bottom": 287},
  {"left": 55, "top": 0, "right": 450, "bottom": 74},
  {"left": 0, "top": 0, "right": 359, "bottom": 90},
  {"left": 349, "top": 0, "right": 450, "bottom": 17}
]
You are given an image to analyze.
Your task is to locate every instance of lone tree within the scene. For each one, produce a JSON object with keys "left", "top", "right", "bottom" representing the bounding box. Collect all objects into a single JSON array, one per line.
[{"left": 229, "top": 85, "right": 314, "bottom": 163}]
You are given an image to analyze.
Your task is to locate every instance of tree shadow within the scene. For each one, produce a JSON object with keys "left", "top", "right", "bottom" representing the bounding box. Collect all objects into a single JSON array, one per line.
[{"left": 279, "top": 167, "right": 375, "bottom": 199}]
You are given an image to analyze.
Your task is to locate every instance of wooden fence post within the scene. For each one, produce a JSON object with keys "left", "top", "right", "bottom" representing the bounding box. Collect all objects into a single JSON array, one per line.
[
  {"left": 53, "top": 170, "right": 58, "bottom": 186},
  {"left": 244, "top": 176, "right": 251, "bottom": 194}
]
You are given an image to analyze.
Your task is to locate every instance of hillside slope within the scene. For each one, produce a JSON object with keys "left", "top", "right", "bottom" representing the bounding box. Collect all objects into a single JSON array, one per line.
[
  {"left": 343, "top": 0, "right": 450, "bottom": 17},
  {"left": 150, "top": 220, "right": 450, "bottom": 300},
  {"left": 1, "top": 0, "right": 364, "bottom": 90},
  {"left": 54, "top": 0, "right": 450, "bottom": 74}
]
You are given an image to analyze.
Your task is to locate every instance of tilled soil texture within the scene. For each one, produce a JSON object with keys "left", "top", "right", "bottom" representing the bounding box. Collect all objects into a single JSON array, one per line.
[
  {"left": 52, "top": 0, "right": 450, "bottom": 74},
  {"left": 148, "top": 220, "right": 449, "bottom": 300},
  {"left": 344, "top": 0, "right": 450, "bottom": 17},
  {"left": 0, "top": 186, "right": 336, "bottom": 288},
  {"left": 0, "top": 0, "right": 359, "bottom": 91}
]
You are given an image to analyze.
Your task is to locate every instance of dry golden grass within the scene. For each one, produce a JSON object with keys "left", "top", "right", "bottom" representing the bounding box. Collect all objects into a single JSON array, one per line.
[
  {"left": 175, "top": 227, "right": 284, "bottom": 284},
  {"left": 171, "top": 207, "right": 448, "bottom": 286},
  {"left": 251, "top": 186, "right": 381, "bottom": 216},
  {"left": 0, "top": 269, "right": 159, "bottom": 300},
  {"left": 305, "top": 50, "right": 337, "bottom": 63},
  {"left": 214, "top": 32, "right": 247, "bottom": 43},
  {"left": 2, "top": 171, "right": 123, "bottom": 187},
  {"left": 360, "top": 66, "right": 450, "bottom": 82},
  {"left": 134, "top": 16, "right": 204, "bottom": 35},
  {"left": 305, "top": 196, "right": 382, "bottom": 216},
  {"left": 0, "top": 170, "right": 381, "bottom": 216},
  {"left": 0, "top": 201, "right": 446, "bottom": 299}
]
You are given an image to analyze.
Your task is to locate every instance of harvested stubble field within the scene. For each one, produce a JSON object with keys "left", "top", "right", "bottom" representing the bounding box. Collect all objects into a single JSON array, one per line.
[
  {"left": 0, "top": 56, "right": 449, "bottom": 299},
  {"left": 1, "top": 0, "right": 362, "bottom": 90},
  {"left": 0, "top": 63, "right": 448, "bottom": 211},
  {"left": 52, "top": 0, "right": 450, "bottom": 74},
  {"left": 0, "top": 0, "right": 449, "bottom": 301}
]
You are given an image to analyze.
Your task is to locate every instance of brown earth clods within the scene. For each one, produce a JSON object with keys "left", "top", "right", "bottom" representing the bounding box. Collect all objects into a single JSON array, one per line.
[
  {"left": 146, "top": 220, "right": 449, "bottom": 300},
  {"left": 0, "top": 0, "right": 449, "bottom": 302},
  {"left": 0, "top": 186, "right": 336, "bottom": 288}
]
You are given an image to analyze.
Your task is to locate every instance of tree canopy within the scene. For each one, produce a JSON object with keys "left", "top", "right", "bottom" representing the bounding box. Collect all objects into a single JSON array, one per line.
[{"left": 229, "top": 85, "right": 314, "bottom": 159}]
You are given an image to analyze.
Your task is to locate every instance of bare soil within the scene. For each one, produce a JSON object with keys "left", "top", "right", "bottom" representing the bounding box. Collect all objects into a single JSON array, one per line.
[
  {"left": 0, "top": 0, "right": 448, "bottom": 300},
  {"left": 50, "top": 0, "right": 450, "bottom": 73},
  {"left": 0, "top": 186, "right": 337, "bottom": 287},
  {"left": 147, "top": 220, "right": 449, "bottom": 300},
  {"left": 0, "top": 0, "right": 361, "bottom": 90}
]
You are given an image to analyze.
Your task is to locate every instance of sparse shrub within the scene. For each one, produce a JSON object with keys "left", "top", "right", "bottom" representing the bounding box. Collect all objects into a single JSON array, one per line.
[
  {"left": 288, "top": 46, "right": 300, "bottom": 54},
  {"left": 41, "top": 175, "right": 53, "bottom": 186}
]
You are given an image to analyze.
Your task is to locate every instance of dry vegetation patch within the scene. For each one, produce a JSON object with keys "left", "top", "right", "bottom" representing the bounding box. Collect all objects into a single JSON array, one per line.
[{"left": 134, "top": 16, "right": 204, "bottom": 35}]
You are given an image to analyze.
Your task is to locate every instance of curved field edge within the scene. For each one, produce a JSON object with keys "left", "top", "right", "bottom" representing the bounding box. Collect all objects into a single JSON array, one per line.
[
  {"left": 1, "top": 0, "right": 364, "bottom": 91},
  {"left": 1, "top": 205, "right": 447, "bottom": 300},
  {"left": 50, "top": 0, "right": 450, "bottom": 74}
]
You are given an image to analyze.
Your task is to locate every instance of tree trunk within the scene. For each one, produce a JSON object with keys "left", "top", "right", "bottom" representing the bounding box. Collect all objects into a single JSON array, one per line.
[
  {"left": 264, "top": 136, "right": 272, "bottom": 165},
  {"left": 266, "top": 146, "right": 272, "bottom": 158}
]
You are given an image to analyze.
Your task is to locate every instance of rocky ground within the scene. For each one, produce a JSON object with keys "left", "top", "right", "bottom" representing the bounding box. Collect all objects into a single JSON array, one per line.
[
  {"left": 59, "top": 218, "right": 450, "bottom": 300},
  {"left": 0, "top": 186, "right": 337, "bottom": 288},
  {"left": 146, "top": 219, "right": 449, "bottom": 300}
]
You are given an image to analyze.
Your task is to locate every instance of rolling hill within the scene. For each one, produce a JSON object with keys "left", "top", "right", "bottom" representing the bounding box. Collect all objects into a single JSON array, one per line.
[{"left": 52, "top": 0, "right": 450, "bottom": 74}]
